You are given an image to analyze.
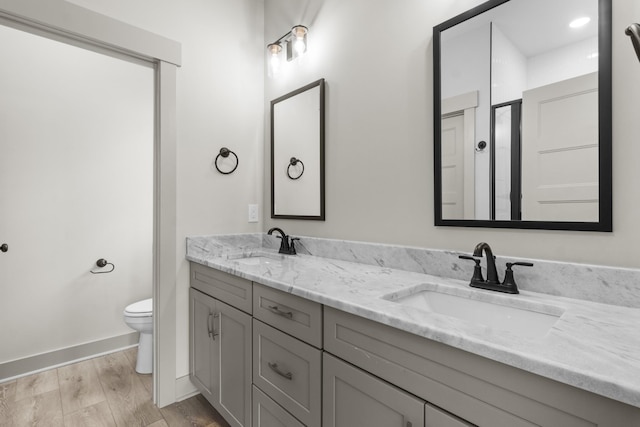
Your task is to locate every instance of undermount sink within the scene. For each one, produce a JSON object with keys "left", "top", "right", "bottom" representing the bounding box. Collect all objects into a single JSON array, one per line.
[
  {"left": 226, "top": 251, "right": 286, "bottom": 265},
  {"left": 383, "top": 284, "right": 564, "bottom": 339}
]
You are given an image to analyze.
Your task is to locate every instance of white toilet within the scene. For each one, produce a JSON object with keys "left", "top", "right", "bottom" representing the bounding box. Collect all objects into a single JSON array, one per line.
[{"left": 123, "top": 298, "right": 153, "bottom": 374}]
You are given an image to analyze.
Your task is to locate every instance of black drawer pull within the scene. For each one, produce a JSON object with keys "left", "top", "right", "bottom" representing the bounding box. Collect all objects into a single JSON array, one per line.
[
  {"left": 268, "top": 362, "right": 293, "bottom": 380},
  {"left": 268, "top": 305, "right": 293, "bottom": 319}
]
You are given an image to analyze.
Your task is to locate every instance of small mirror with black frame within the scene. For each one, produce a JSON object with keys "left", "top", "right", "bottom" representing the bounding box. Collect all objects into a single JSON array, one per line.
[
  {"left": 271, "top": 78, "right": 325, "bottom": 220},
  {"left": 433, "top": 0, "right": 612, "bottom": 231}
]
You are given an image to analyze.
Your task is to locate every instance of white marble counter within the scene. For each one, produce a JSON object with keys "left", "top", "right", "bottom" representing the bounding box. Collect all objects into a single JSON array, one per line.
[{"left": 186, "top": 234, "right": 640, "bottom": 409}]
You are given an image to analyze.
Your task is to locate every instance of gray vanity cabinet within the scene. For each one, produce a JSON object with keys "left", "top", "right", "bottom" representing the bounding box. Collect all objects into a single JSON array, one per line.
[
  {"left": 189, "top": 266, "right": 252, "bottom": 427},
  {"left": 324, "top": 307, "right": 640, "bottom": 427},
  {"left": 190, "top": 262, "right": 640, "bottom": 427}
]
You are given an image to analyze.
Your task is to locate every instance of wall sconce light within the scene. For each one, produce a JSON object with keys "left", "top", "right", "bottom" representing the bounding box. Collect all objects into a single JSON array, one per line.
[
  {"left": 289, "top": 25, "right": 308, "bottom": 59},
  {"left": 267, "top": 42, "right": 283, "bottom": 77},
  {"left": 267, "top": 25, "right": 308, "bottom": 77}
]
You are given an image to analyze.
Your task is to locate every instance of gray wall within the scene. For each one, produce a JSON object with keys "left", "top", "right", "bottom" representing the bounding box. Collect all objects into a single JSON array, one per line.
[{"left": 264, "top": 0, "right": 640, "bottom": 270}]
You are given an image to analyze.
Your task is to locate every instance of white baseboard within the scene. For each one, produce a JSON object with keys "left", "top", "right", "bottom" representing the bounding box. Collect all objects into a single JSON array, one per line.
[
  {"left": 175, "top": 374, "right": 198, "bottom": 402},
  {"left": 0, "top": 332, "right": 139, "bottom": 382}
]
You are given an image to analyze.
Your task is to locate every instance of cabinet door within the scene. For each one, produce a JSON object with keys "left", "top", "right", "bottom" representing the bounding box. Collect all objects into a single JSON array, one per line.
[
  {"left": 190, "top": 288, "right": 215, "bottom": 400},
  {"left": 190, "top": 288, "right": 252, "bottom": 427},
  {"left": 323, "top": 353, "right": 424, "bottom": 427},
  {"left": 214, "top": 298, "right": 252, "bottom": 427}
]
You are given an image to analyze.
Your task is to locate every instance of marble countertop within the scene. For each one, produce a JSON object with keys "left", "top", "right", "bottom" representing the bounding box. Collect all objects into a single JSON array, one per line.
[{"left": 186, "top": 238, "right": 640, "bottom": 409}]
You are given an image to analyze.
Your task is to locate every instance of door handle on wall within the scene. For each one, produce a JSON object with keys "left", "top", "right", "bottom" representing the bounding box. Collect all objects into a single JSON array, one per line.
[{"left": 0, "top": 243, "right": 7, "bottom": 252}]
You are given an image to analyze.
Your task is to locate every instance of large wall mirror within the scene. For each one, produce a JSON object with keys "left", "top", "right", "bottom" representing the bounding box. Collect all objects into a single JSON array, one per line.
[
  {"left": 433, "top": 0, "right": 612, "bottom": 231},
  {"left": 271, "top": 79, "right": 325, "bottom": 220}
]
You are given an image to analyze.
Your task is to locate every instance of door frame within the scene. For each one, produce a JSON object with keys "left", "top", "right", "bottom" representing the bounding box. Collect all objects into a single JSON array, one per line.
[
  {"left": 490, "top": 99, "right": 522, "bottom": 220},
  {"left": 0, "top": 0, "right": 180, "bottom": 407}
]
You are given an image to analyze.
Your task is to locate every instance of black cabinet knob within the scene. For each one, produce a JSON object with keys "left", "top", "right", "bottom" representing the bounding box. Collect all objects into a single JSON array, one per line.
[{"left": 0, "top": 243, "right": 8, "bottom": 253}]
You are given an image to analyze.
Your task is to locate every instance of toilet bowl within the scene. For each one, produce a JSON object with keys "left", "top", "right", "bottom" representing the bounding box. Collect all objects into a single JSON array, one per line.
[{"left": 123, "top": 298, "right": 153, "bottom": 374}]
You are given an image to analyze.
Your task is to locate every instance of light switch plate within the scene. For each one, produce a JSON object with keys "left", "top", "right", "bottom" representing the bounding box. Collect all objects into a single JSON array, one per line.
[{"left": 248, "top": 204, "right": 259, "bottom": 223}]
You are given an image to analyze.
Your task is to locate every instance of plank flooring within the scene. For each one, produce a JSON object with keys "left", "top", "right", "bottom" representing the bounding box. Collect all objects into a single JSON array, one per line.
[{"left": 0, "top": 348, "right": 230, "bottom": 427}]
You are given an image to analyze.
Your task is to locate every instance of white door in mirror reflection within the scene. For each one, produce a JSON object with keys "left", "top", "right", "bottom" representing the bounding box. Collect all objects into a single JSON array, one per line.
[
  {"left": 441, "top": 114, "right": 465, "bottom": 219},
  {"left": 441, "top": 91, "right": 479, "bottom": 220},
  {"left": 521, "top": 72, "right": 599, "bottom": 221}
]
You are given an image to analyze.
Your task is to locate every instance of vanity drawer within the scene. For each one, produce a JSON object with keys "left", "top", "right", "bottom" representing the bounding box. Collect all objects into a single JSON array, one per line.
[
  {"left": 190, "top": 262, "right": 252, "bottom": 314},
  {"left": 253, "top": 319, "right": 321, "bottom": 427},
  {"left": 253, "top": 284, "right": 322, "bottom": 348},
  {"left": 252, "top": 386, "right": 305, "bottom": 427},
  {"left": 324, "top": 307, "right": 596, "bottom": 427}
]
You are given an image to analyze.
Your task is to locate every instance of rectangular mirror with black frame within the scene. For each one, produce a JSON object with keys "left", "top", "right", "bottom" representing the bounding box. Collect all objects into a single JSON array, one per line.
[
  {"left": 271, "top": 78, "right": 325, "bottom": 220},
  {"left": 433, "top": 0, "right": 612, "bottom": 231}
]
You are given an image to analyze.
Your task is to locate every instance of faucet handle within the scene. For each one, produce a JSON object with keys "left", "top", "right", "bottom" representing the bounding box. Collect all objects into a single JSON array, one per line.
[
  {"left": 458, "top": 255, "right": 484, "bottom": 284},
  {"left": 289, "top": 237, "right": 300, "bottom": 255},
  {"left": 506, "top": 262, "right": 534, "bottom": 269},
  {"left": 459, "top": 255, "right": 480, "bottom": 264},
  {"left": 502, "top": 262, "right": 533, "bottom": 293}
]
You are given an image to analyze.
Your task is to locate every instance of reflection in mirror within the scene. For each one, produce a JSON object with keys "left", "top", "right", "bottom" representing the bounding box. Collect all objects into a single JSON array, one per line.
[
  {"left": 493, "top": 100, "right": 521, "bottom": 220},
  {"left": 271, "top": 79, "right": 325, "bottom": 220},
  {"left": 434, "top": 0, "right": 612, "bottom": 231}
]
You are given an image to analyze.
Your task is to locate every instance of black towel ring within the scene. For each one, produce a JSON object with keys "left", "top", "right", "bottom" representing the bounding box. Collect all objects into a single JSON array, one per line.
[
  {"left": 90, "top": 258, "right": 115, "bottom": 274},
  {"left": 287, "top": 157, "right": 305, "bottom": 180},
  {"left": 215, "top": 147, "right": 239, "bottom": 175}
]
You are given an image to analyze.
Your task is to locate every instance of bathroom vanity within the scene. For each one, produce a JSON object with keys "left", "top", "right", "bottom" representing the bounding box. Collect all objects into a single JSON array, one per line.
[{"left": 187, "top": 234, "right": 640, "bottom": 427}]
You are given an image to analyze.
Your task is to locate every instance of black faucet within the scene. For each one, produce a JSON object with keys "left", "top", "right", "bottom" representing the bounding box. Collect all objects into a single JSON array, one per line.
[
  {"left": 267, "top": 227, "right": 298, "bottom": 255},
  {"left": 458, "top": 242, "right": 533, "bottom": 294},
  {"left": 472, "top": 242, "right": 500, "bottom": 285}
]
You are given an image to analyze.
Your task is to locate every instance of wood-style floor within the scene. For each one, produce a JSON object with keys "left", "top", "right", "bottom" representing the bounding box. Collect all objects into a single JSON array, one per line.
[{"left": 0, "top": 347, "right": 230, "bottom": 427}]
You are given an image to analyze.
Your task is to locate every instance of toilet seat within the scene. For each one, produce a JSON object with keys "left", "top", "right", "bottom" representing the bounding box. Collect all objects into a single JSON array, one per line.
[{"left": 124, "top": 298, "right": 152, "bottom": 318}]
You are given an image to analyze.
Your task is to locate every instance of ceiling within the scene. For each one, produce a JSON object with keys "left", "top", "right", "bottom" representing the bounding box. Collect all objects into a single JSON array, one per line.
[{"left": 443, "top": 0, "right": 599, "bottom": 57}]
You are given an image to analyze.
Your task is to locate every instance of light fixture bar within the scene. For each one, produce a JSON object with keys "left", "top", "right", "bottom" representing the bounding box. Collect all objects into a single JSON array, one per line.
[
  {"left": 271, "top": 30, "right": 293, "bottom": 46},
  {"left": 266, "top": 24, "right": 309, "bottom": 66}
]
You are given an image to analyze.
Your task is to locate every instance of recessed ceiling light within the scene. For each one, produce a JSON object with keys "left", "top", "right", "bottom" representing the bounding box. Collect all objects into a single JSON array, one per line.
[{"left": 570, "top": 17, "right": 591, "bottom": 28}]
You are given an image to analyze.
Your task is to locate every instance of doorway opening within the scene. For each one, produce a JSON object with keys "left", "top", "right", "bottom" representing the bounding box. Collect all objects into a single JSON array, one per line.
[{"left": 0, "top": 4, "right": 179, "bottom": 407}]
